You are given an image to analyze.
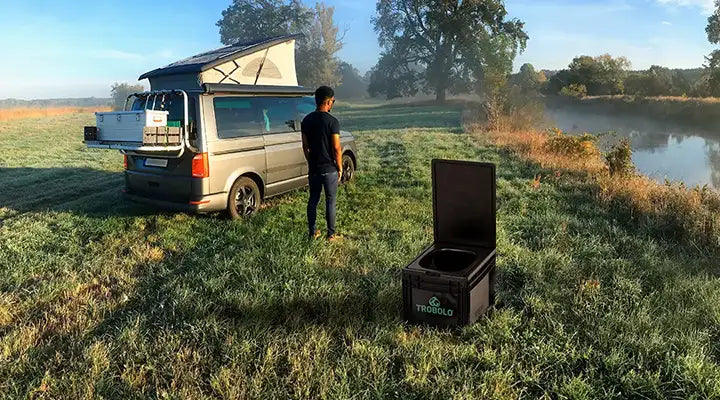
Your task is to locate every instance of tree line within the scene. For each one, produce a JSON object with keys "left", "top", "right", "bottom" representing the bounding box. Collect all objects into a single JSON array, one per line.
[
  {"left": 112, "top": 0, "right": 720, "bottom": 106},
  {"left": 529, "top": 55, "right": 710, "bottom": 98},
  {"left": 212, "top": 0, "right": 529, "bottom": 103}
]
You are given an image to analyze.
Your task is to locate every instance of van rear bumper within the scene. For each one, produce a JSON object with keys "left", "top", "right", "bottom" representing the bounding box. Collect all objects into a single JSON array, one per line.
[{"left": 123, "top": 191, "right": 227, "bottom": 213}]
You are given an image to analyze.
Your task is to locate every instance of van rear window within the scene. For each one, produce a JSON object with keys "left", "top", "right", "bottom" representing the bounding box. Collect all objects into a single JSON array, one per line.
[
  {"left": 213, "top": 96, "right": 315, "bottom": 139},
  {"left": 131, "top": 94, "right": 196, "bottom": 126}
]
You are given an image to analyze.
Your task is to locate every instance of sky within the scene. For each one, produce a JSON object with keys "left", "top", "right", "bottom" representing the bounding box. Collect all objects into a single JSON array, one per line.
[{"left": 0, "top": 0, "right": 716, "bottom": 100}]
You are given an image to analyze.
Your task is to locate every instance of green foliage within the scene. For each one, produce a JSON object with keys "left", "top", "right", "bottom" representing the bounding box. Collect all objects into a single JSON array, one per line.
[
  {"left": 560, "top": 83, "right": 588, "bottom": 98},
  {"left": 511, "top": 63, "right": 543, "bottom": 94},
  {"left": 605, "top": 138, "right": 635, "bottom": 176},
  {"left": 369, "top": 0, "right": 528, "bottom": 101},
  {"left": 544, "top": 128, "right": 598, "bottom": 157},
  {"left": 110, "top": 83, "right": 145, "bottom": 111},
  {"left": 548, "top": 54, "right": 630, "bottom": 96},
  {"left": 485, "top": 83, "right": 545, "bottom": 132},
  {"left": 624, "top": 66, "right": 693, "bottom": 97},
  {"left": 335, "top": 62, "right": 368, "bottom": 99},
  {"left": 216, "top": 0, "right": 343, "bottom": 88}
]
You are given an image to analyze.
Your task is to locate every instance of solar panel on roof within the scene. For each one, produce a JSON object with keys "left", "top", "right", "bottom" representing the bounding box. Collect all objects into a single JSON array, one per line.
[{"left": 138, "top": 34, "right": 301, "bottom": 80}]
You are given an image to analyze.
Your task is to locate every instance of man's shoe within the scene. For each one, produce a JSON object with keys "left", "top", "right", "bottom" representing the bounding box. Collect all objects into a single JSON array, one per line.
[
  {"left": 310, "top": 230, "right": 322, "bottom": 240},
  {"left": 327, "top": 234, "right": 342, "bottom": 242}
]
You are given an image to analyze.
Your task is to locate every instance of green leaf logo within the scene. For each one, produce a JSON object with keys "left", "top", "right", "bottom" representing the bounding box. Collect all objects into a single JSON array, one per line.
[{"left": 429, "top": 297, "right": 440, "bottom": 307}]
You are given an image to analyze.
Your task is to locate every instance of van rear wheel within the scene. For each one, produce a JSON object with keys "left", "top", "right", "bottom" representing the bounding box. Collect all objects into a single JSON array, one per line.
[{"left": 228, "top": 177, "right": 261, "bottom": 219}]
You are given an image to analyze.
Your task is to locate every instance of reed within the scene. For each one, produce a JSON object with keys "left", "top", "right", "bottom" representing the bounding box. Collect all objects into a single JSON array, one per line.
[{"left": 0, "top": 107, "right": 111, "bottom": 122}]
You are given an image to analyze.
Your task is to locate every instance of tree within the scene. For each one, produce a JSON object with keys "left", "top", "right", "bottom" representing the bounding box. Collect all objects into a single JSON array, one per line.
[
  {"left": 216, "top": 0, "right": 343, "bottom": 88},
  {"left": 295, "top": 3, "right": 343, "bottom": 88},
  {"left": 706, "top": 2, "right": 720, "bottom": 96},
  {"left": 110, "top": 83, "right": 145, "bottom": 111},
  {"left": 335, "top": 62, "right": 369, "bottom": 99},
  {"left": 547, "top": 54, "right": 630, "bottom": 96},
  {"left": 511, "top": 63, "right": 542, "bottom": 93},
  {"left": 370, "top": 0, "right": 528, "bottom": 102}
]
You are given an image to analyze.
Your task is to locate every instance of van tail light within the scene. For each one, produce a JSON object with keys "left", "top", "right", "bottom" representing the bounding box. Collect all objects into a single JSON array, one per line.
[
  {"left": 123, "top": 154, "right": 128, "bottom": 170},
  {"left": 192, "top": 152, "right": 209, "bottom": 178}
]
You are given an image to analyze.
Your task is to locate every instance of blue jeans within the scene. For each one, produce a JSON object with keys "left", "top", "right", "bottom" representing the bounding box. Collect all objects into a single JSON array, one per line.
[{"left": 307, "top": 171, "right": 338, "bottom": 236}]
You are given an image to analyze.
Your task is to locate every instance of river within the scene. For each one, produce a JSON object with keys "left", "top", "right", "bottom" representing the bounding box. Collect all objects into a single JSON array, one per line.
[{"left": 545, "top": 108, "right": 720, "bottom": 189}]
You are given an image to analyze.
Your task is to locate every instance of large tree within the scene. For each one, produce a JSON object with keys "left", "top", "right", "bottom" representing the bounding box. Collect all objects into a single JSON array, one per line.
[
  {"left": 370, "top": 0, "right": 528, "bottom": 102},
  {"left": 217, "top": 0, "right": 343, "bottom": 88}
]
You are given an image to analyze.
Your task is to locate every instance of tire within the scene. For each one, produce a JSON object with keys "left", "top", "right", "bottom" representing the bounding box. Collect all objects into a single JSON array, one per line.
[
  {"left": 227, "top": 176, "right": 261, "bottom": 219},
  {"left": 341, "top": 154, "right": 356, "bottom": 184}
]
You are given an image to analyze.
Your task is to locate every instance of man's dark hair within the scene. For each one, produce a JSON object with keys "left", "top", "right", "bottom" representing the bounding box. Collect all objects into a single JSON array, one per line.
[{"left": 315, "top": 86, "right": 335, "bottom": 106}]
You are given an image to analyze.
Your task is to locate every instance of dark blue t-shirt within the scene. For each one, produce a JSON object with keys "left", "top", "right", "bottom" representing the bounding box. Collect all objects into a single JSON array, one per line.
[{"left": 301, "top": 111, "right": 340, "bottom": 174}]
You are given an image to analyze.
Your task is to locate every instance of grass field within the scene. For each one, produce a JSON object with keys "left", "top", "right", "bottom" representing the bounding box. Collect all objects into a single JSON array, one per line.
[{"left": 2, "top": 103, "right": 720, "bottom": 399}]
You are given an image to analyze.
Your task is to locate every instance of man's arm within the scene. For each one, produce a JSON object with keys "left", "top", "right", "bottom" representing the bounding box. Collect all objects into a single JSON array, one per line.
[
  {"left": 331, "top": 133, "right": 342, "bottom": 177},
  {"left": 301, "top": 132, "right": 310, "bottom": 163}
]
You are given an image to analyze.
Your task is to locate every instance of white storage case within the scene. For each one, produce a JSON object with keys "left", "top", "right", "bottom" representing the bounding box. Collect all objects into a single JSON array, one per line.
[{"left": 95, "top": 110, "right": 169, "bottom": 142}]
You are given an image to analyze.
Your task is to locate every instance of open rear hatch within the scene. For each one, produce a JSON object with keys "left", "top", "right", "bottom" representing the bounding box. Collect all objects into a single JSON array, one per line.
[{"left": 84, "top": 90, "right": 196, "bottom": 157}]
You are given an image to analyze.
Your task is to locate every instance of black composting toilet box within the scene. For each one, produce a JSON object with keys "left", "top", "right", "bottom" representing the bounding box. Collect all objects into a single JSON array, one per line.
[{"left": 402, "top": 159, "right": 496, "bottom": 328}]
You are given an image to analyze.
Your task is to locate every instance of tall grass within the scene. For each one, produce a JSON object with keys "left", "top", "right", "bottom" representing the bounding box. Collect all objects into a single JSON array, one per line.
[
  {"left": 471, "top": 113, "right": 720, "bottom": 248},
  {"left": 0, "top": 107, "right": 111, "bottom": 122}
]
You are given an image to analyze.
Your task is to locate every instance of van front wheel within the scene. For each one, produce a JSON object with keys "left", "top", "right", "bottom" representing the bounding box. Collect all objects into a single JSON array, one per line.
[
  {"left": 341, "top": 154, "right": 355, "bottom": 184},
  {"left": 228, "top": 177, "right": 261, "bottom": 219}
]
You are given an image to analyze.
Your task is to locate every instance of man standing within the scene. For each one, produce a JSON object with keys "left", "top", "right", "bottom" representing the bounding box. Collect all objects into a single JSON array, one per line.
[{"left": 301, "top": 86, "right": 343, "bottom": 241}]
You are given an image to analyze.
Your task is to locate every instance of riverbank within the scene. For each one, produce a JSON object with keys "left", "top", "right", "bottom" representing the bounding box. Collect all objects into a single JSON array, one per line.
[
  {"left": 468, "top": 112, "right": 720, "bottom": 250},
  {"left": 545, "top": 95, "right": 720, "bottom": 130}
]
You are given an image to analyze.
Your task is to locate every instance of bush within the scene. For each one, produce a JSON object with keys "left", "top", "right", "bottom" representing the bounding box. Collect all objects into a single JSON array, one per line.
[
  {"left": 544, "top": 129, "right": 598, "bottom": 158},
  {"left": 484, "top": 84, "right": 545, "bottom": 132},
  {"left": 605, "top": 138, "right": 635, "bottom": 176},
  {"left": 560, "top": 84, "right": 588, "bottom": 98}
]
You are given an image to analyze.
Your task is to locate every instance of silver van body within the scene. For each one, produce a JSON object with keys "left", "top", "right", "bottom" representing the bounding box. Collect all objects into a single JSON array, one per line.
[{"left": 114, "top": 85, "right": 358, "bottom": 215}]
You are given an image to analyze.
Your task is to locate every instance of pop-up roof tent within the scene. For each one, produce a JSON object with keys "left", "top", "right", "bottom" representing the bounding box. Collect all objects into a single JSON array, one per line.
[{"left": 139, "top": 34, "right": 302, "bottom": 91}]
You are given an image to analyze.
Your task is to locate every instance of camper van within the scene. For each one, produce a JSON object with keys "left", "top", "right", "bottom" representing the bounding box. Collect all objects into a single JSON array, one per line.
[{"left": 84, "top": 34, "right": 358, "bottom": 219}]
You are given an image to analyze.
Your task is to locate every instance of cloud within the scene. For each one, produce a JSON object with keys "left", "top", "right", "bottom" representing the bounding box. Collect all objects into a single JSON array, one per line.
[
  {"left": 655, "top": 0, "right": 715, "bottom": 14},
  {"left": 662, "top": 20, "right": 673, "bottom": 25}
]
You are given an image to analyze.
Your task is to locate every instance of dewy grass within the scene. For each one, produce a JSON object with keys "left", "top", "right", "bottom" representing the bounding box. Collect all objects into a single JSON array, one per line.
[{"left": 1, "top": 104, "right": 720, "bottom": 398}]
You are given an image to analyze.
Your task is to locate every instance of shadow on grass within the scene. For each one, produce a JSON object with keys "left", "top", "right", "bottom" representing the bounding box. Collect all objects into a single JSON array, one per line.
[
  {"left": 0, "top": 167, "right": 169, "bottom": 220},
  {"left": 338, "top": 104, "right": 464, "bottom": 132}
]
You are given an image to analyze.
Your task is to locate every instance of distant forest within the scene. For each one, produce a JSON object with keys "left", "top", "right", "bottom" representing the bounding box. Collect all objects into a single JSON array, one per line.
[{"left": 0, "top": 98, "right": 111, "bottom": 109}]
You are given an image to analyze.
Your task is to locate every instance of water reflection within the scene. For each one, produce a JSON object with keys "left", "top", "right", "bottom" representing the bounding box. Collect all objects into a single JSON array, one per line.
[{"left": 546, "top": 107, "right": 720, "bottom": 188}]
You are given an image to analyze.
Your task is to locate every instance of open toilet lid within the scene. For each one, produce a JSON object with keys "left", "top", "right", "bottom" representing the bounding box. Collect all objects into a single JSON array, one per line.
[{"left": 432, "top": 159, "right": 496, "bottom": 248}]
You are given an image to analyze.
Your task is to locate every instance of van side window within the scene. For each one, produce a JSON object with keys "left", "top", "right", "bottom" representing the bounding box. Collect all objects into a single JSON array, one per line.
[
  {"left": 257, "top": 98, "right": 299, "bottom": 134},
  {"left": 213, "top": 98, "right": 263, "bottom": 139},
  {"left": 297, "top": 97, "right": 316, "bottom": 121}
]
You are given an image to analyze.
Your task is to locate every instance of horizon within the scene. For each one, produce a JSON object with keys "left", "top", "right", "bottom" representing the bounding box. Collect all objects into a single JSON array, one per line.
[{"left": 0, "top": 0, "right": 716, "bottom": 100}]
